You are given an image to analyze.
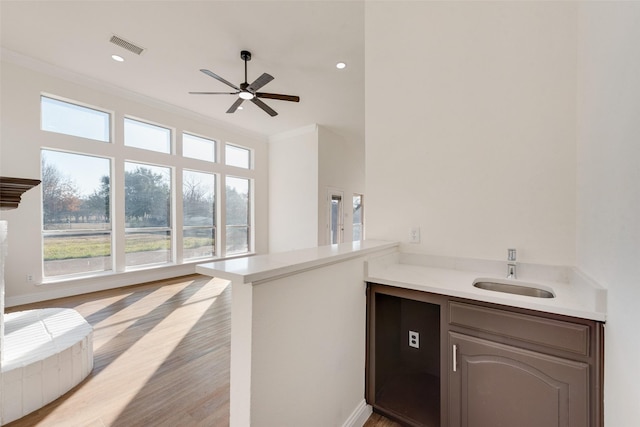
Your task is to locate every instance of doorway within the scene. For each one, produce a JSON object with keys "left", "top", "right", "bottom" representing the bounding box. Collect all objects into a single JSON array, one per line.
[{"left": 328, "top": 190, "right": 344, "bottom": 244}]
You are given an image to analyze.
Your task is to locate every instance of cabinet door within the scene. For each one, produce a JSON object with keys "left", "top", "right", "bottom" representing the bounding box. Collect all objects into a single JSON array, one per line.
[{"left": 449, "top": 332, "right": 589, "bottom": 427}]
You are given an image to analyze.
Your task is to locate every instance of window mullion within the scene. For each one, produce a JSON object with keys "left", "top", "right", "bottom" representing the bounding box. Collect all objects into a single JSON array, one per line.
[{"left": 113, "top": 158, "right": 127, "bottom": 273}]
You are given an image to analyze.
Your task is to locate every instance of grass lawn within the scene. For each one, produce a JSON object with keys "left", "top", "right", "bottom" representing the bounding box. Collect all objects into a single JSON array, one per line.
[{"left": 44, "top": 235, "right": 214, "bottom": 260}]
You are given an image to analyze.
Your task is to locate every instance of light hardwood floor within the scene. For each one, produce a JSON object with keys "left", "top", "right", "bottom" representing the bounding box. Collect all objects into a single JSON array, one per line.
[
  {"left": 362, "top": 413, "right": 403, "bottom": 427},
  {"left": 5, "top": 274, "right": 397, "bottom": 427},
  {"left": 5, "top": 274, "right": 231, "bottom": 427}
]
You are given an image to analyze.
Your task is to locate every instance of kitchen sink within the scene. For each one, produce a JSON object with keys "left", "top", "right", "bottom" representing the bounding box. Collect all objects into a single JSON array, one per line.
[{"left": 473, "top": 280, "right": 555, "bottom": 298}]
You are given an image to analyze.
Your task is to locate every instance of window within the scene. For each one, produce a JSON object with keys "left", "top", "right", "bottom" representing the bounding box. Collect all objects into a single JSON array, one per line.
[
  {"left": 39, "top": 94, "right": 256, "bottom": 281},
  {"left": 124, "top": 118, "right": 171, "bottom": 153},
  {"left": 225, "top": 143, "right": 251, "bottom": 169},
  {"left": 124, "top": 162, "right": 172, "bottom": 267},
  {"left": 41, "top": 150, "right": 112, "bottom": 277},
  {"left": 41, "top": 96, "right": 110, "bottom": 142},
  {"left": 183, "top": 133, "right": 216, "bottom": 162},
  {"left": 183, "top": 170, "right": 216, "bottom": 259},
  {"left": 329, "top": 191, "right": 344, "bottom": 244},
  {"left": 226, "top": 176, "right": 250, "bottom": 254},
  {"left": 353, "top": 194, "right": 364, "bottom": 241}
]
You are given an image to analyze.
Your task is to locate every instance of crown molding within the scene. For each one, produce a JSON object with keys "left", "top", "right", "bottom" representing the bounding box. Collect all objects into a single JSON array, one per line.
[
  {"left": 268, "top": 124, "right": 318, "bottom": 143},
  {"left": 0, "top": 47, "right": 268, "bottom": 143}
]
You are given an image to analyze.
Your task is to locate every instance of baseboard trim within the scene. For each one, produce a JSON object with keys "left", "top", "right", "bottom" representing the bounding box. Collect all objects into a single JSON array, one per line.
[
  {"left": 342, "top": 399, "right": 372, "bottom": 427},
  {"left": 5, "top": 264, "right": 198, "bottom": 307}
]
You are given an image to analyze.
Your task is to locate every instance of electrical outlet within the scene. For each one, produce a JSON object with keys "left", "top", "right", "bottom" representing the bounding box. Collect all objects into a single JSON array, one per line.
[
  {"left": 409, "top": 330, "right": 420, "bottom": 349},
  {"left": 409, "top": 226, "right": 421, "bottom": 244},
  {"left": 26, "top": 274, "right": 34, "bottom": 283}
]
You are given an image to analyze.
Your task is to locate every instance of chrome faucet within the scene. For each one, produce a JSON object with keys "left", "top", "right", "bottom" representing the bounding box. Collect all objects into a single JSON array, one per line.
[{"left": 507, "top": 248, "right": 517, "bottom": 279}]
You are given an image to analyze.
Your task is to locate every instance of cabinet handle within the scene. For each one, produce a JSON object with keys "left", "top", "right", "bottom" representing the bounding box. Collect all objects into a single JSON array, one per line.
[{"left": 453, "top": 344, "right": 458, "bottom": 372}]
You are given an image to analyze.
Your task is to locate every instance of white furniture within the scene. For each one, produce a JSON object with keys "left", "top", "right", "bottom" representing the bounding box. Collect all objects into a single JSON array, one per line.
[
  {"left": 1, "top": 308, "right": 93, "bottom": 424},
  {"left": 0, "top": 176, "right": 94, "bottom": 425}
]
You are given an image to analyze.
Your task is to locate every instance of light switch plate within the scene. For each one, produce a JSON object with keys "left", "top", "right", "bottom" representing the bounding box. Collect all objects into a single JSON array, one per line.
[{"left": 409, "top": 227, "right": 420, "bottom": 244}]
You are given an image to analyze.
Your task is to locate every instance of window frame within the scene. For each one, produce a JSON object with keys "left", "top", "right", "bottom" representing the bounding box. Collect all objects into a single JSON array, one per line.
[
  {"left": 182, "top": 168, "right": 217, "bottom": 260},
  {"left": 352, "top": 193, "right": 364, "bottom": 242},
  {"left": 183, "top": 132, "right": 217, "bottom": 163},
  {"left": 123, "top": 160, "right": 173, "bottom": 269},
  {"left": 38, "top": 93, "right": 257, "bottom": 282},
  {"left": 225, "top": 142, "right": 252, "bottom": 169},
  {"left": 124, "top": 116, "right": 173, "bottom": 154},
  {"left": 40, "top": 94, "right": 112, "bottom": 143},
  {"left": 225, "top": 175, "right": 252, "bottom": 256},
  {"left": 40, "top": 149, "right": 114, "bottom": 279}
]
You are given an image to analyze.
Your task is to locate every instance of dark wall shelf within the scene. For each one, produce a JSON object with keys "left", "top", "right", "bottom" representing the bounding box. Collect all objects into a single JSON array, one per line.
[
  {"left": 0, "top": 177, "right": 41, "bottom": 210},
  {"left": 367, "top": 285, "right": 447, "bottom": 427}
]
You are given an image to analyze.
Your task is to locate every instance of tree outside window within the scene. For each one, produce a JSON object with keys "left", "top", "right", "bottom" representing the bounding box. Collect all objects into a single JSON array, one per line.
[
  {"left": 41, "top": 150, "right": 111, "bottom": 277},
  {"left": 226, "top": 176, "right": 250, "bottom": 254},
  {"left": 124, "top": 162, "right": 172, "bottom": 267}
]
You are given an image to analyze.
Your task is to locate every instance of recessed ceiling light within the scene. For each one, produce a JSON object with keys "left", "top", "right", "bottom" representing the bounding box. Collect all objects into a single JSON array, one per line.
[
  {"left": 111, "top": 54, "right": 124, "bottom": 62},
  {"left": 336, "top": 62, "right": 346, "bottom": 70},
  {"left": 237, "top": 106, "right": 244, "bottom": 110}
]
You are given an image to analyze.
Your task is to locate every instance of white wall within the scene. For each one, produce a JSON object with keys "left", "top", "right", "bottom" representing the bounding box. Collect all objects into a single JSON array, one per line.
[
  {"left": 576, "top": 3, "right": 640, "bottom": 424},
  {"left": 365, "top": 2, "right": 640, "bottom": 424},
  {"left": 317, "top": 126, "right": 365, "bottom": 245},
  {"left": 268, "top": 125, "right": 319, "bottom": 253},
  {"left": 0, "top": 56, "right": 269, "bottom": 305},
  {"left": 0, "top": 222, "right": 6, "bottom": 363},
  {"left": 268, "top": 124, "right": 365, "bottom": 251},
  {"left": 250, "top": 257, "right": 369, "bottom": 426},
  {"left": 365, "top": 2, "right": 577, "bottom": 265}
]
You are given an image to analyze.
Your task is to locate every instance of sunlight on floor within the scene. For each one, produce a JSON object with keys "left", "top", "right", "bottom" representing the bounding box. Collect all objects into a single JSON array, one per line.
[
  {"left": 42, "top": 279, "right": 223, "bottom": 425},
  {"left": 88, "top": 285, "right": 183, "bottom": 352}
]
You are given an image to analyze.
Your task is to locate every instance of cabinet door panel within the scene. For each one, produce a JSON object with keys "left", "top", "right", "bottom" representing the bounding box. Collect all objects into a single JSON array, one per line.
[{"left": 449, "top": 332, "right": 589, "bottom": 427}]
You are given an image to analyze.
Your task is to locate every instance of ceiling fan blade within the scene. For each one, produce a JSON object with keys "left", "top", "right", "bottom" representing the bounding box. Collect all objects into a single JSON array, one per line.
[
  {"left": 200, "top": 69, "right": 241, "bottom": 91},
  {"left": 247, "top": 73, "right": 274, "bottom": 92},
  {"left": 251, "top": 98, "right": 278, "bottom": 117},
  {"left": 256, "top": 92, "right": 300, "bottom": 102},
  {"left": 189, "top": 91, "right": 239, "bottom": 95},
  {"left": 226, "top": 97, "right": 245, "bottom": 114}
]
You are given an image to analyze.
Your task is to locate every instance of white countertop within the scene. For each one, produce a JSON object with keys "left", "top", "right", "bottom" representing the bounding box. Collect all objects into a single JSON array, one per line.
[
  {"left": 196, "top": 240, "right": 398, "bottom": 284},
  {"left": 196, "top": 242, "right": 606, "bottom": 321},
  {"left": 366, "top": 253, "right": 607, "bottom": 321}
]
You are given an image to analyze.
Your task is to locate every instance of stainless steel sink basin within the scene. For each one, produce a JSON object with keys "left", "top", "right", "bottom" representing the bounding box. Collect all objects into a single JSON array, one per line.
[{"left": 473, "top": 280, "right": 555, "bottom": 298}]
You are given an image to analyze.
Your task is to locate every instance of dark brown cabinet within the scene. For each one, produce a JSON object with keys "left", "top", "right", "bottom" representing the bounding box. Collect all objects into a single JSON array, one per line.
[
  {"left": 366, "top": 285, "right": 448, "bottom": 426},
  {"left": 449, "top": 332, "right": 589, "bottom": 427},
  {"left": 366, "top": 283, "right": 604, "bottom": 427}
]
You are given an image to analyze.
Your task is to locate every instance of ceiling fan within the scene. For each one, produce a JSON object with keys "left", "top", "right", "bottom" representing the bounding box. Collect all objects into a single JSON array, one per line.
[{"left": 189, "top": 50, "right": 300, "bottom": 117}]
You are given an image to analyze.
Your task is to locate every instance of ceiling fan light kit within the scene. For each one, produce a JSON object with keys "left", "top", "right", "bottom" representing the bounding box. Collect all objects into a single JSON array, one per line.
[{"left": 189, "top": 50, "right": 300, "bottom": 117}]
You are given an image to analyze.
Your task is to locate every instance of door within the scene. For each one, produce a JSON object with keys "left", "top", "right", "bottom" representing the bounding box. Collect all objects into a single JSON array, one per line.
[
  {"left": 449, "top": 332, "right": 589, "bottom": 427},
  {"left": 328, "top": 190, "right": 344, "bottom": 244}
]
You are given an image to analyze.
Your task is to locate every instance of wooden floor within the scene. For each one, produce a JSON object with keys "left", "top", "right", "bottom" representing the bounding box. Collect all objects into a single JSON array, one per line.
[
  {"left": 5, "top": 274, "right": 231, "bottom": 427},
  {"left": 5, "top": 274, "right": 399, "bottom": 427},
  {"left": 362, "top": 413, "right": 403, "bottom": 427}
]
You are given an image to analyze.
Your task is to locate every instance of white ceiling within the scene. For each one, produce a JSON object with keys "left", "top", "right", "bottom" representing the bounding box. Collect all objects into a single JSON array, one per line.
[{"left": 1, "top": 1, "right": 365, "bottom": 141}]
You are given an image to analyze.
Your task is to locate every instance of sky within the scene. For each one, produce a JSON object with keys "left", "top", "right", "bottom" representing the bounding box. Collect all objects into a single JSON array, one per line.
[
  {"left": 41, "top": 96, "right": 251, "bottom": 196},
  {"left": 42, "top": 149, "right": 109, "bottom": 197}
]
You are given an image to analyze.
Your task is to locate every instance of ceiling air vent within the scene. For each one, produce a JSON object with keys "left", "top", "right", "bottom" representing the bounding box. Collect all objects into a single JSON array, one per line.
[{"left": 109, "top": 35, "right": 145, "bottom": 56}]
